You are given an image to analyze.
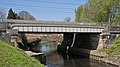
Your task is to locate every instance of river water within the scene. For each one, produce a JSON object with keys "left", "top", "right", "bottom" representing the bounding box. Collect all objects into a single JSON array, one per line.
[{"left": 31, "top": 41, "right": 117, "bottom": 67}]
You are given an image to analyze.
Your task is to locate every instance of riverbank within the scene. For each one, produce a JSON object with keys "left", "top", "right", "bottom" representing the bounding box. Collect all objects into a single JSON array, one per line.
[
  {"left": 90, "top": 50, "right": 120, "bottom": 66},
  {"left": 69, "top": 48, "right": 120, "bottom": 67},
  {"left": 0, "top": 40, "right": 44, "bottom": 67},
  {"left": 100, "top": 36, "right": 120, "bottom": 66},
  {"left": 69, "top": 36, "right": 120, "bottom": 66}
]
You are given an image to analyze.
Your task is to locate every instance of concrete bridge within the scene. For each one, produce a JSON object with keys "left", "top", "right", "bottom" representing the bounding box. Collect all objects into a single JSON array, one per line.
[
  {"left": 1, "top": 20, "right": 119, "bottom": 34},
  {"left": 0, "top": 19, "right": 120, "bottom": 54},
  {"left": 7, "top": 19, "right": 104, "bottom": 33}
]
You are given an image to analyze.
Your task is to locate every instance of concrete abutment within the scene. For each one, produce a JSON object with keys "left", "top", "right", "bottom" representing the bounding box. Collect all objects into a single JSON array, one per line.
[
  {"left": 57, "top": 33, "right": 74, "bottom": 51},
  {"left": 57, "top": 33, "right": 110, "bottom": 52}
]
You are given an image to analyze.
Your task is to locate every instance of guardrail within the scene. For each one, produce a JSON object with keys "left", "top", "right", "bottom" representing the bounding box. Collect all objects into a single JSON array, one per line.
[
  {"left": 110, "top": 26, "right": 120, "bottom": 31},
  {"left": 7, "top": 19, "right": 98, "bottom": 26}
]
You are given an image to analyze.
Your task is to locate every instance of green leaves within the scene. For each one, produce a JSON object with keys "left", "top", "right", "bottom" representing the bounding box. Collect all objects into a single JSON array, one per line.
[
  {"left": 103, "top": 36, "right": 120, "bottom": 56},
  {"left": 75, "top": 0, "right": 120, "bottom": 24},
  {"left": 112, "top": 14, "right": 120, "bottom": 25},
  {"left": 7, "top": 8, "right": 15, "bottom": 19}
]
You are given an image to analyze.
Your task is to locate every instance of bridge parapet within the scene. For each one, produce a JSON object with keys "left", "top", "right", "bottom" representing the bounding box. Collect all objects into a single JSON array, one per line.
[
  {"left": 110, "top": 26, "right": 120, "bottom": 34},
  {"left": 7, "top": 19, "right": 98, "bottom": 26}
]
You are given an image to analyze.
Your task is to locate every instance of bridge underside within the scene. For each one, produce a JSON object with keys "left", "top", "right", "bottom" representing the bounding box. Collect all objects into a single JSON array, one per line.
[
  {"left": 57, "top": 33, "right": 100, "bottom": 52},
  {"left": 11, "top": 26, "right": 103, "bottom": 52}
]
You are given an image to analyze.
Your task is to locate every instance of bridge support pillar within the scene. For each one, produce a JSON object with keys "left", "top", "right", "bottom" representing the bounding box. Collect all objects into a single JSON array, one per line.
[
  {"left": 97, "top": 34, "right": 104, "bottom": 49},
  {"left": 11, "top": 35, "right": 18, "bottom": 47},
  {"left": 97, "top": 33, "right": 110, "bottom": 49},
  {"left": 68, "top": 33, "right": 100, "bottom": 57},
  {"left": 6, "top": 29, "right": 18, "bottom": 47},
  {"left": 72, "top": 33, "right": 92, "bottom": 49},
  {"left": 57, "top": 33, "right": 74, "bottom": 52}
]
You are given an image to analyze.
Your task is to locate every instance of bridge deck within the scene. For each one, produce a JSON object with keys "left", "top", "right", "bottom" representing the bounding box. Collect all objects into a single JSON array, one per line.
[
  {"left": 7, "top": 20, "right": 104, "bottom": 33},
  {"left": 0, "top": 19, "right": 118, "bottom": 34}
]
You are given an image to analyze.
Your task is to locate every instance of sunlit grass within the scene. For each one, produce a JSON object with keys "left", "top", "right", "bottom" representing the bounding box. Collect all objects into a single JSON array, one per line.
[
  {"left": 0, "top": 40, "right": 44, "bottom": 67},
  {"left": 103, "top": 36, "right": 120, "bottom": 56}
]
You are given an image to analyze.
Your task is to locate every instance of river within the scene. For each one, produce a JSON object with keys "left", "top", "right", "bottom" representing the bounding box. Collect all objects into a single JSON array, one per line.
[{"left": 31, "top": 41, "right": 117, "bottom": 67}]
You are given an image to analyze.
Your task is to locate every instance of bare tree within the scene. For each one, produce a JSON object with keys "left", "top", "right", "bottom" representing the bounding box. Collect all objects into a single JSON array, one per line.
[
  {"left": 0, "top": 8, "right": 6, "bottom": 22},
  {"left": 19, "top": 11, "right": 36, "bottom": 20},
  {"left": 64, "top": 17, "right": 71, "bottom": 22}
]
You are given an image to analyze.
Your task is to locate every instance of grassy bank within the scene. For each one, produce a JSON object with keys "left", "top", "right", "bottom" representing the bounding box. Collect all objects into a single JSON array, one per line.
[
  {"left": 0, "top": 40, "right": 44, "bottom": 67},
  {"left": 103, "top": 36, "right": 120, "bottom": 56}
]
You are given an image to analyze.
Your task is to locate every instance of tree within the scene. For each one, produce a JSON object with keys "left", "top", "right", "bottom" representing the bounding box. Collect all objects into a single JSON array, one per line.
[
  {"left": 112, "top": 5, "right": 120, "bottom": 25},
  {"left": 19, "top": 11, "right": 35, "bottom": 20},
  {"left": 7, "top": 9, "right": 35, "bottom": 20},
  {"left": 15, "top": 13, "right": 21, "bottom": 19},
  {"left": 75, "top": 6, "right": 83, "bottom": 22},
  {"left": 0, "top": 8, "right": 6, "bottom": 22},
  {"left": 7, "top": 8, "right": 20, "bottom": 19},
  {"left": 75, "top": 0, "right": 120, "bottom": 24},
  {"left": 112, "top": 14, "right": 120, "bottom": 25},
  {"left": 7, "top": 8, "right": 15, "bottom": 19},
  {"left": 64, "top": 17, "right": 71, "bottom": 22}
]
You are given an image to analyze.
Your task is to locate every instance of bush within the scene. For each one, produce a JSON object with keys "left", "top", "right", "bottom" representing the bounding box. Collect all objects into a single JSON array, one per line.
[{"left": 103, "top": 36, "right": 120, "bottom": 56}]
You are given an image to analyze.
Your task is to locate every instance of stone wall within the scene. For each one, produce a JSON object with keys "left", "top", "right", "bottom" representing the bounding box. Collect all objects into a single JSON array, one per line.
[
  {"left": 25, "top": 34, "right": 63, "bottom": 42},
  {"left": 0, "top": 32, "right": 11, "bottom": 43}
]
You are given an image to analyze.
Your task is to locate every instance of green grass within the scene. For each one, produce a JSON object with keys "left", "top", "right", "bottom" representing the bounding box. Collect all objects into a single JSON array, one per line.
[
  {"left": 103, "top": 36, "right": 120, "bottom": 56},
  {"left": 0, "top": 40, "right": 44, "bottom": 67}
]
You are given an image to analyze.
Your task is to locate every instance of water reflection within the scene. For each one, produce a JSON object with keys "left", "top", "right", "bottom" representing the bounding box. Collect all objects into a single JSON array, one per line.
[
  {"left": 30, "top": 41, "right": 57, "bottom": 53},
  {"left": 31, "top": 41, "right": 117, "bottom": 67},
  {"left": 46, "top": 51, "right": 91, "bottom": 67}
]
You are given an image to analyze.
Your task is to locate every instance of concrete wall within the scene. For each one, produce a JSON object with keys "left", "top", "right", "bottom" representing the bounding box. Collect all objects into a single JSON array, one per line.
[
  {"left": 57, "top": 33, "right": 74, "bottom": 51},
  {"left": 0, "top": 32, "right": 11, "bottom": 43},
  {"left": 58, "top": 33, "right": 101, "bottom": 51},
  {"left": 73, "top": 33, "right": 100, "bottom": 50}
]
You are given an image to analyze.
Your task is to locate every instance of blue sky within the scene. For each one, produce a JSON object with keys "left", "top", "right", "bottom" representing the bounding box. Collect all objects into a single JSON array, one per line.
[{"left": 0, "top": 0, "right": 87, "bottom": 21}]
